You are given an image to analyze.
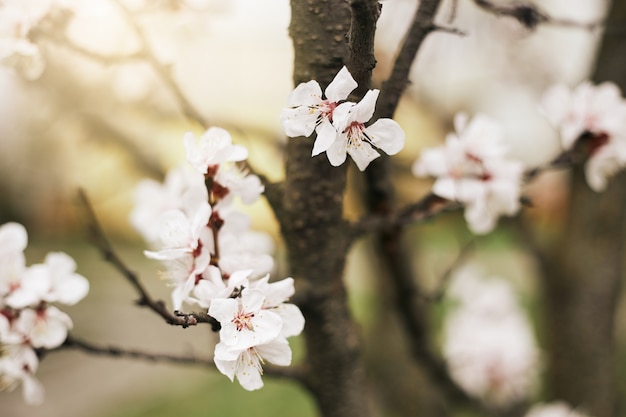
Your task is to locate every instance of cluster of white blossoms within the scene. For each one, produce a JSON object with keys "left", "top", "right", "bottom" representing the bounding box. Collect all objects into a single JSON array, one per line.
[
  {"left": 540, "top": 81, "right": 626, "bottom": 192},
  {"left": 413, "top": 113, "right": 525, "bottom": 234},
  {"left": 443, "top": 267, "right": 540, "bottom": 406},
  {"left": 131, "top": 127, "right": 304, "bottom": 391},
  {"left": 0, "top": 222, "right": 89, "bottom": 405},
  {"left": 280, "top": 66, "right": 406, "bottom": 171}
]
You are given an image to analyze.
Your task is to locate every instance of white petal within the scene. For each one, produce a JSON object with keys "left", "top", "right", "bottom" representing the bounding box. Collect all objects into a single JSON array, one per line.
[
  {"left": 312, "top": 119, "right": 338, "bottom": 156},
  {"left": 208, "top": 297, "right": 239, "bottom": 323},
  {"left": 326, "top": 134, "right": 348, "bottom": 167},
  {"left": 353, "top": 89, "right": 379, "bottom": 123},
  {"left": 280, "top": 106, "right": 319, "bottom": 138},
  {"left": 0, "top": 222, "right": 28, "bottom": 254},
  {"left": 256, "top": 337, "right": 292, "bottom": 366},
  {"left": 22, "top": 374, "right": 45, "bottom": 405},
  {"left": 274, "top": 303, "right": 305, "bottom": 338},
  {"left": 286, "top": 80, "right": 322, "bottom": 107},
  {"left": 347, "top": 140, "right": 380, "bottom": 171},
  {"left": 324, "top": 66, "right": 357, "bottom": 102},
  {"left": 260, "top": 277, "right": 295, "bottom": 308},
  {"left": 365, "top": 118, "right": 406, "bottom": 155}
]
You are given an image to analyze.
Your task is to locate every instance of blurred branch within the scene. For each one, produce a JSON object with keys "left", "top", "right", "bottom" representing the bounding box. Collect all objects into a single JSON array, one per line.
[
  {"left": 59, "top": 334, "right": 214, "bottom": 366},
  {"left": 351, "top": 193, "right": 461, "bottom": 238},
  {"left": 375, "top": 0, "right": 447, "bottom": 120},
  {"left": 473, "top": 0, "right": 602, "bottom": 31},
  {"left": 77, "top": 189, "right": 219, "bottom": 330},
  {"left": 31, "top": 27, "right": 146, "bottom": 64},
  {"left": 57, "top": 335, "right": 307, "bottom": 382},
  {"left": 111, "top": 0, "right": 210, "bottom": 128},
  {"left": 421, "top": 239, "right": 475, "bottom": 302}
]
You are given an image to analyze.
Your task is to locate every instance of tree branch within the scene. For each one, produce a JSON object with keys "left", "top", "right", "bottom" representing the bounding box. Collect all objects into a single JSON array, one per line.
[
  {"left": 473, "top": 0, "right": 602, "bottom": 31},
  {"left": 58, "top": 334, "right": 214, "bottom": 366},
  {"left": 55, "top": 335, "right": 306, "bottom": 382},
  {"left": 77, "top": 189, "right": 219, "bottom": 330},
  {"left": 375, "top": 0, "right": 445, "bottom": 120}
]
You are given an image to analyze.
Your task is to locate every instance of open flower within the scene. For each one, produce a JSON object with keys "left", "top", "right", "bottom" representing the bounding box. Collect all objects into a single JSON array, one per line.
[
  {"left": 209, "top": 288, "right": 282, "bottom": 351},
  {"left": 213, "top": 337, "right": 292, "bottom": 391},
  {"left": 184, "top": 127, "right": 248, "bottom": 174},
  {"left": 327, "top": 89, "right": 405, "bottom": 171},
  {"left": 540, "top": 81, "right": 626, "bottom": 191},
  {"left": 413, "top": 113, "right": 524, "bottom": 234},
  {"left": 280, "top": 66, "right": 357, "bottom": 151}
]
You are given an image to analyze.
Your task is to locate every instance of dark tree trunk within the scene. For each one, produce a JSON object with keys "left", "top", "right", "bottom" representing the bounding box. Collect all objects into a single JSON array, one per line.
[
  {"left": 282, "top": 2, "right": 372, "bottom": 417},
  {"left": 539, "top": 2, "right": 626, "bottom": 416}
]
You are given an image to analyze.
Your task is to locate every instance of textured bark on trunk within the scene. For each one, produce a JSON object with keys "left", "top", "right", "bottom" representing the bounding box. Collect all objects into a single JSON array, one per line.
[{"left": 282, "top": 2, "right": 371, "bottom": 417}]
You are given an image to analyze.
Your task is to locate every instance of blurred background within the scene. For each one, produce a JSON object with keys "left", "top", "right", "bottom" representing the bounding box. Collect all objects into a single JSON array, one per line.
[{"left": 0, "top": 0, "right": 613, "bottom": 416}]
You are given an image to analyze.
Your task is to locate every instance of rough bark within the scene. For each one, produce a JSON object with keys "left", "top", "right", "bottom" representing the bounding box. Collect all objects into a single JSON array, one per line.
[
  {"left": 539, "top": 2, "right": 626, "bottom": 415},
  {"left": 282, "top": 2, "right": 371, "bottom": 417}
]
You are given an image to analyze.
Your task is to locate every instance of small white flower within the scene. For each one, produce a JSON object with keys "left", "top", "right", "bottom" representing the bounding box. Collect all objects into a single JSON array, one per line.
[
  {"left": 0, "top": 222, "right": 28, "bottom": 300},
  {"left": 209, "top": 288, "right": 282, "bottom": 351},
  {"left": 0, "top": 344, "right": 44, "bottom": 405},
  {"left": 540, "top": 81, "right": 626, "bottom": 191},
  {"left": 13, "top": 306, "right": 73, "bottom": 349},
  {"left": 213, "top": 336, "right": 292, "bottom": 391},
  {"left": 281, "top": 66, "right": 358, "bottom": 157},
  {"left": 413, "top": 113, "right": 524, "bottom": 234},
  {"left": 183, "top": 127, "right": 248, "bottom": 175},
  {"left": 327, "top": 89, "right": 406, "bottom": 171}
]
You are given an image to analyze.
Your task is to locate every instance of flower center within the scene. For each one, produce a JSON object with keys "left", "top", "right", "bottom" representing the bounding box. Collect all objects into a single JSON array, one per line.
[{"left": 232, "top": 311, "right": 255, "bottom": 332}]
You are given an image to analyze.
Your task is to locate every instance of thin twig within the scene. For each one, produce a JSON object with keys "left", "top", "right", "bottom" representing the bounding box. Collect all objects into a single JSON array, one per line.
[
  {"left": 57, "top": 335, "right": 307, "bottom": 382},
  {"left": 351, "top": 193, "right": 461, "bottom": 238},
  {"left": 59, "top": 334, "right": 214, "bottom": 366},
  {"left": 111, "top": 0, "right": 210, "bottom": 128},
  {"left": 421, "top": 240, "right": 475, "bottom": 302},
  {"left": 473, "top": 0, "right": 603, "bottom": 31},
  {"left": 77, "top": 189, "right": 219, "bottom": 329}
]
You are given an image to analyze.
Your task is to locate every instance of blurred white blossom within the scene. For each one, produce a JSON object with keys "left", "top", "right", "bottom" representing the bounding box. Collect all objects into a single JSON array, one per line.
[
  {"left": 541, "top": 81, "right": 626, "bottom": 191},
  {"left": 443, "top": 267, "right": 540, "bottom": 406},
  {"left": 0, "top": 222, "right": 89, "bottom": 405},
  {"left": 524, "top": 402, "right": 590, "bottom": 417},
  {"left": 413, "top": 113, "right": 524, "bottom": 234}
]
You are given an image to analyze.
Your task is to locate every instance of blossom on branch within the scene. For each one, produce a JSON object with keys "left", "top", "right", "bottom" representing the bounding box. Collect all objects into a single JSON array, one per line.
[
  {"left": 540, "top": 81, "right": 626, "bottom": 191},
  {"left": 413, "top": 113, "right": 524, "bottom": 234},
  {"left": 132, "top": 126, "right": 304, "bottom": 391},
  {"left": 281, "top": 66, "right": 406, "bottom": 171},
  {"left": 0, "top": 222, "right": 89, "bottom": 405},
  {"left": 327, "top": 89, "right": 405, "bottom": 170},
  {"left": 280, "top": 66, "right": 357, "bottom": 145}
]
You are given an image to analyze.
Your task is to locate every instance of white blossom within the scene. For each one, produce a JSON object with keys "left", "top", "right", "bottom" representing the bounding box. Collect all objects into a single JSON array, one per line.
[
  {"left": 413, "top": 113, "right": 524, "bottom": 234},
  {"left": 443, "top": 268, "right": 540, "bottom": 406},
  {"left": 213, "top": 336, "right": 292, "bottom": 391},
  {"left": 327, "top": 89, "right": 406, "bottom": 171},
  {"left": 209, "top": 288, "right": 282, "bottom": 351},
  {"left": 281, "top": 65, "right": 357, "bottom": 157},
  {"left": 183, "top": 127, "right": 248, "bottom": 175},
  {"left": 0, "top": 344, "right": 44, "bottom": 405},
  {"left": 540, "top": 81, "right": 626, "bottom": 191},
  {"left": 13, "top": 306, "right": 73, "bottom": 349}
]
